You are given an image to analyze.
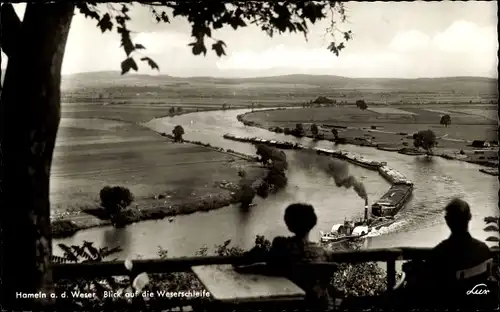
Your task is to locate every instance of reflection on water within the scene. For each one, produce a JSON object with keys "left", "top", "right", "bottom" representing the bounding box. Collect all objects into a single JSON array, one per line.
[
  {"left": 102, "top": 227, "right": 131, "bottom": 251},
  {"left": 54, "top": 109, "right": 499, "bottom": 259}
]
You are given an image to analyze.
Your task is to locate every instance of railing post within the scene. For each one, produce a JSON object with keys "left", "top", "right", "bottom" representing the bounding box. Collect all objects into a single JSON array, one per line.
[{"left": 386, "top": 259, "right": 396, "bottom": 292}]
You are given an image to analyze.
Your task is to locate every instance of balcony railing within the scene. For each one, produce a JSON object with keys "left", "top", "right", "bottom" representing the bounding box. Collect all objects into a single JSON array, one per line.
[
  {"left": 51, "top": 246, "right": 498, "bottom": 310},
  {"left": 52, "top": 247, "right": 434, "bottom": 291}
]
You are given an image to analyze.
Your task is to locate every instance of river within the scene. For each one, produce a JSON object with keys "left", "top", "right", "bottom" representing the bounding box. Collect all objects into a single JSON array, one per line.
[{"left": 55, "top": 108, "right": 499, "bottom": 259}]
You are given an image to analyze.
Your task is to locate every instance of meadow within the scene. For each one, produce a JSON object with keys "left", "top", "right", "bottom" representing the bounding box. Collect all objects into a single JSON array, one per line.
[
  {"left": 51, "top": 102, "right": 266, "bottom": 221},
  {"left": 241, "top": 104, "right": 498, "bottom": 165}
]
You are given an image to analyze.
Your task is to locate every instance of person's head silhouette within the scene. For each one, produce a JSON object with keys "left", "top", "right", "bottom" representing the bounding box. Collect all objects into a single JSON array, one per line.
[
  {"left": 284, "top": 203, "right": 317, "bottom": 239},
  {"left": 444, "top": 198, "right": 472, "bottom": 234}
]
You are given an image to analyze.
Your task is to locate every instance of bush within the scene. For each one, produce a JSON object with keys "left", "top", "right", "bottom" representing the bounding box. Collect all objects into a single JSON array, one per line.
[
  {"left": 440, "top": 114, "right": 451, "bottom": 127},
  {"left": 100, "top": 186, "right": 134, "bottom": 216},
  {"left": 311, "top": 123, "right": 319, "bottom": 139},
  {"left": 172, "top": 125, "right": 185, "bottom": 142},
  {"left": 265, "top": 167, "right": 288, "bottom": 190},
  {"left": 256, "top": 181, "right": 270, "bottom": 198},
  {"left": 413, "top": 130, "right": 437, "bottom": 154},
  {"left": 255, "top": 144, "right": 289, "bottom": 195},
  {"left": 313, "top": 96, "right": 335, "bottom": 104},
  {"left": 290, "top": 129, "right": 305, "bottom": 137},
  {"left": 356, "top": 100, "right": 368, "bottom": 110},
  {"left": 291, "top": 123, "right": 305, "bottom": 137}
]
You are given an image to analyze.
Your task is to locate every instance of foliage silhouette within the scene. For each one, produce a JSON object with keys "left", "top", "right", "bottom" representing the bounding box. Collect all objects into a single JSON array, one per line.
[
  {"left": 72, "top": 2, "right": 352, "bottom": 74},
  {"left": 100, "top": 186, "right": 135, "bottom": 216},
  {"left": 172, "top": 125, "right": 185, "bottom": 142},
  {"left": 255, "top": 144, "right": 289, "bottom": 194},
  {"left": 311, "top": 123, "right": 319, "bottom": 139},
  {"left": 291, "top": 123, "right": 306, "bottom": 137},
  {"left": 356, "top": 100, "right": 368, "bottom": 110},
  {"left": 440, "top": 114, "right": 451, "bottom": 127},
  {"left": 413, "top": 130, "right": 437, "bottom": 154}
]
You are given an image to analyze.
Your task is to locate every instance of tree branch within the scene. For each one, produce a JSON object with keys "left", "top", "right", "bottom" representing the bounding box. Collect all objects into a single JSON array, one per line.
[{"left": 0, "top": 3, "right": 22, "bottom": 57}]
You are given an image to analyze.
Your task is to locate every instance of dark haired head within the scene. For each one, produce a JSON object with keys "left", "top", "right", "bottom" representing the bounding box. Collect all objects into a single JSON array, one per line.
[
  {"left": 284, "top": 203, "right": 317, "bottom": 238},
  {"left": 444, "top": 198, "right": 471, "bottom": 234}
]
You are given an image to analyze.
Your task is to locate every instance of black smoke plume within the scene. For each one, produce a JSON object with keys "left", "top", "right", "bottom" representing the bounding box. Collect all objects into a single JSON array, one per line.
[{"left": 292, "top": 150, "right": 368, "bottom": 204}]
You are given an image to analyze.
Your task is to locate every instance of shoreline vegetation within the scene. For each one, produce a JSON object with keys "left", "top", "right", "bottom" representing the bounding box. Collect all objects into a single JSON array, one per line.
[{"left": 236, "top": 108, "right": 498, "bottom": 171}]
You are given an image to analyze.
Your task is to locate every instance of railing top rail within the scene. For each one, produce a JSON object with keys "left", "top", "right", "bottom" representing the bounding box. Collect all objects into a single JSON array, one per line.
[
  {"left": 52, "top": 247, "right": 497, "bottom": 280},
  {"left": 52, "top": 247, "right": 425, "bottom": 280}
]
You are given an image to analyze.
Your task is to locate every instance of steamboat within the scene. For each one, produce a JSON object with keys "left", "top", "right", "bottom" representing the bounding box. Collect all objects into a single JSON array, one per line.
[{"left": 320, "top": 201, "right": 397, "bottom": 243}]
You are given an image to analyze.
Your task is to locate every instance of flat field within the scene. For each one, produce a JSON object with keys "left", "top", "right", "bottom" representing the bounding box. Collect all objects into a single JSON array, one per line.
[
  {"left": 51, "top": 104, "right": 264, "bottom": 218},
  {"left": 242, "top": 104, "right": 498, "bottom": 163}
]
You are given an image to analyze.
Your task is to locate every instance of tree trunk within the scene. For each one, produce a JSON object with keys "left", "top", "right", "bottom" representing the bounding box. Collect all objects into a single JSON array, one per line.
[{"left": 0, "top": 3, "right": 74, "bottom": 309}]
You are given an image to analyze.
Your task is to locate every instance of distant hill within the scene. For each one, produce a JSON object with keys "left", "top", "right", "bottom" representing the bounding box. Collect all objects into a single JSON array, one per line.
[
  {"left": 1, "top": 69, "right": 497, "bottom": 95},
  {"left": 59, "top": 71, "right": 498, "bottom": 95}
]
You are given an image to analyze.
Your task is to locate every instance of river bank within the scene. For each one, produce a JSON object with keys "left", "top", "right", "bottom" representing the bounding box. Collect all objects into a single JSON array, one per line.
[
  {"left": 51, "top": 124, "right": 269, "bottom": 239},
  {"left": 237, "top": 108, "right": 498, "bottom": 170}
]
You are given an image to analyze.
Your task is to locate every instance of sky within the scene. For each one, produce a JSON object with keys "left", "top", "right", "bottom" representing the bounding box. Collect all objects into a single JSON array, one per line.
[{"left": 1, "top": 1, "right": 498, "bottom": 78}]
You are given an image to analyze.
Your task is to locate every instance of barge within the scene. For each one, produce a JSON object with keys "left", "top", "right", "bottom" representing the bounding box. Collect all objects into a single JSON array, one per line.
[
  {"left": 371, "top": 183, "right": 413, "bottom": 217},
  {"left": 345, "top": 155, "right": 386, "bottom": 170},
  {"left": 223, "top": 134, "right": 299, "bottom": 150}
]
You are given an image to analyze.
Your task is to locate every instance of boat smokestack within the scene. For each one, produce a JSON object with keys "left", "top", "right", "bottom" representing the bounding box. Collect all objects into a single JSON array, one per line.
[{"left": 364, "top": 203, "right": 369, "bottom": 221}]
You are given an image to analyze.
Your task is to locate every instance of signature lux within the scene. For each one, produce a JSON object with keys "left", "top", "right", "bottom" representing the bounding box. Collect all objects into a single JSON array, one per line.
[{"left": 466, "top": 283, "right": 490, "bottom": 295}]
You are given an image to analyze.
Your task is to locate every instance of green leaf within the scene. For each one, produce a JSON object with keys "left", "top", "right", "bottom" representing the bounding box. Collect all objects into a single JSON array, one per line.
[
  {"left": 212, "top": 40, "right": 227, "bottom": 57},
  {"left": 97, "top": 13, "right": 113, "bottom": 33},
  {"left": 140, "top": 57, "right": 160, "bottom": 71},
  {"left": 121, "top": 57, "right": 138, "bottom": 75}
]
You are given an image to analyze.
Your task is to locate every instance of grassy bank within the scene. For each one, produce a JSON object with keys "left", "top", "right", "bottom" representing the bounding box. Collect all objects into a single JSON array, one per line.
[
  {"left": 52, "top": 174, "right": 267, "bottom": 239},
  {"left": 237, "top": 106, "right": 498, "bottom": 169}
]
